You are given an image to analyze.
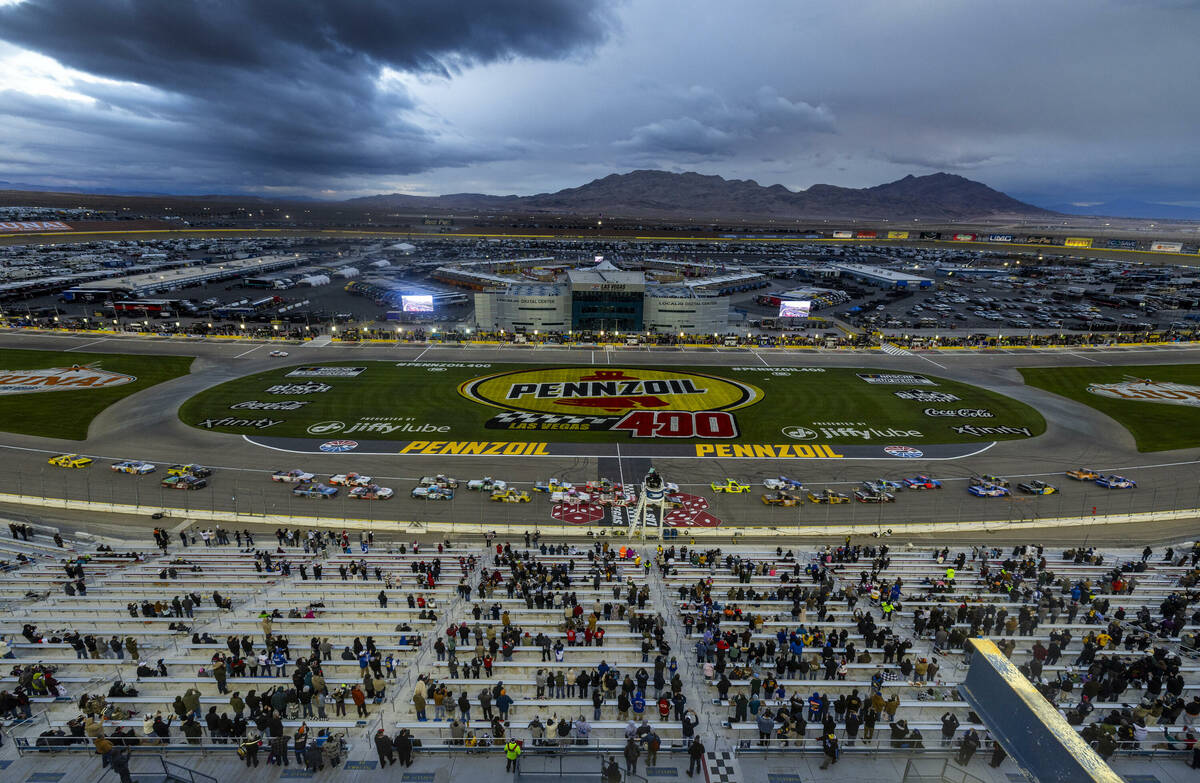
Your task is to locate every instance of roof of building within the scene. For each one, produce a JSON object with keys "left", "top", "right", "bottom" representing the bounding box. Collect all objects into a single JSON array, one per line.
[
  {"left": 504, "top": 284, "right": 565, "bottom": 297},
  {"left": 646, "top": 286, "right": 696, "bottom": 298},
  {"left": 830, "top": 263, "right": 933, "bottom": 283},
  {"left": 567, "top": 265, "right": 646, "bottom": 286}
]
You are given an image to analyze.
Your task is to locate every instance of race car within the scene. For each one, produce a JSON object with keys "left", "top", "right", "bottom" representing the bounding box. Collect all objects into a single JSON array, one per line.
[
  {"left": 763, "top": 476, "right": 805, "bottom": 491},
  {"left": 761, "top": 491, "right": 801, "bottom": 507},
  {"left": 902, "top": 475, "right": 942, "bottom": 490},
  {"left": 48, "top": 454, "right": 92, "bottom": 469},
  {"left": 533, "top": 478, "right": 573, "bottom": 493},
  {"left": 1066, "top": 468, "right": 1100, "bottom": 481},
  {"left": 269, "top": 350, "right": 289, "bottom": 358},
  {"left": 972, "top": 474, "right": 1009, "bottom": 488},
  {"left": 293, "top": 482, "right": 338, "bottom": 498},
  {"left": 349, "top": 485, "right": 394, "bottom": 500},
  {"left": 329, "top": 473, "right": 373, "bottom": 487},
  {"left": 168, "top": 464, "right": 212, "bottom": 478},
  {"left": 968, "top": 483, "right": 1010, "bottom": 497},
  {"left": 710, "top": 479, "right": 751, "bottom": 494},
  {"left": 161, "top": 475, "right": 207, "bottom": 490},
  {"left": 467, "top": 477, "right": 507, "bottom": 492},
  {"left": 111, "top": 460, "right": 156, "bottom": 475},
  {"left": 411, "top": 486, "right": 454, "bottom": 501},
  {"left": 272, "top": 469, "right": 315, "bottom": 483},
  {"left": 585, "top": 478, "right": 619, "bottom": 493},
  {"left": 1017, "top": 480, "right": 1058, "bottom": 495},
  {"left": 551, "top": 489, "right": 592, "bottom": 504},
  {"left": 418, "top": 474, "right": 459, "bottom": 489},
  {"left": 1095, "top": 475, "right": 1137, "bottom": 489},
  {"left": 854, "top": 488, "right": 896, "bottom": 503},
  {"left": 490, "top": 488, "right": 532, "bottom": 503},
  {"left": 863, "top": 479, "right": 905, "bottom": 494},
  {"left": 807, "top": 489, "right": 851, "bottom": 504}
]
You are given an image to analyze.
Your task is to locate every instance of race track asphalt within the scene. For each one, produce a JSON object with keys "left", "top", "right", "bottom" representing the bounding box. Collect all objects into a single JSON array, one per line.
[{"left": 1, "top": 329, "right": 1198, "bottom": 536}]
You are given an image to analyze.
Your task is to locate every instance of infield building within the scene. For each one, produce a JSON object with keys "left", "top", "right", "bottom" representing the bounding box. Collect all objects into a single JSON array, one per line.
[{"left": 471, "top": 259, "right": 761, "bottom": 334}]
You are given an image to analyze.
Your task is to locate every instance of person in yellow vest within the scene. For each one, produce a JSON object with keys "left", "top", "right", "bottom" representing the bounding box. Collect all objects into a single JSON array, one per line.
[
  {"left": 504, "top": 738, "right": 523, "bottom": 773},
  {"left": 946, "top": 567, "right": 955, "bottom": 582}
]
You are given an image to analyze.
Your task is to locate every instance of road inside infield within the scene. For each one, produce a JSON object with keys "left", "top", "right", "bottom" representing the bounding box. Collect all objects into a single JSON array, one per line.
[{"left": 0, "top": 331, "right": 1197, "bottom": 532}]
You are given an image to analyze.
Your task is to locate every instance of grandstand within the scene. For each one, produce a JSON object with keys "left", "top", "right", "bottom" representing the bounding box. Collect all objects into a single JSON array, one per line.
[{"left": 0, "top": 519, "right": 1196, "bottom": 781}]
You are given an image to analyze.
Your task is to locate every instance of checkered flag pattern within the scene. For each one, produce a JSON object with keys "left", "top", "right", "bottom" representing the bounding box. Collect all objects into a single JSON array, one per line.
[{"left": 487, "top": 412, "right": 612, "bottom": 427}]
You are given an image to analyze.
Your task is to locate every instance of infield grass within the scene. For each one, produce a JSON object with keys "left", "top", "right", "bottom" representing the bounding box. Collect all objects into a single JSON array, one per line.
[
  {"left": 1020, "top": 363, "right": 1200, "bottom": 452},
  {"left": 0, "top": 348, "right": 193, "bottom": 439},
  {"left": 180, "top": 362, "right": 1045, "bottom": 445}
]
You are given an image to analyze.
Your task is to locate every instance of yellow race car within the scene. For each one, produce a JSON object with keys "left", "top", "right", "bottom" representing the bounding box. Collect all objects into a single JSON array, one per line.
[
  {"left": 807, "top": 489, "right": 851, "bottom": 504},
  {"left": 761, "top": 491, "right": 801, "bottom": 507},
  {"left": 710, "top": 479, "right": 751, "bottom": 494},
  {"left": 48, "top": 453, "right": 92, "bottom": 469},
  {"left": 490, "top": 488, "right": 532, "bottom": 503},
  {"left": 1066, "top": 468, "right": 1099, "bottom": 481}
]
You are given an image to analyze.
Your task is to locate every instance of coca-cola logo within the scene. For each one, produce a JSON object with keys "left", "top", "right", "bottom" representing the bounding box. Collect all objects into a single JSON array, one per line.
[
  {"left": 923, "top": 408, "right": 994, "bottom": 418},
  {"left": 230, "top": 400, "right": 310, "bottom": 411}
]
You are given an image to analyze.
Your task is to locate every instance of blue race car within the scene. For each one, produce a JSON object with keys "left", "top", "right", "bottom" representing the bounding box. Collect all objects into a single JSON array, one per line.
[
  {"left": 293, "top": 482, "right": 338, "bottom": 498},
  {"left": 1095, "top": 475, "right": 1136, "bottom": 489},
  {"left": 903, "top": 475, "right": 942, "bottom": 490},
  {"left": 968, "top": 483, "right": 1010, "bottom": 498}
]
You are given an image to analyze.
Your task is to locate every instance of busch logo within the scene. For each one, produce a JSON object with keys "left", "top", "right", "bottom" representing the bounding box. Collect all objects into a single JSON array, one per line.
[
  {"left": 923, "top": 408, "right": 994, "bottom": 418},
  {"left": 265, "top": 382, "right": 331, "bottom": 395},
  {"left": 894, "top": 389, "right": 961, "bottom": 402}
]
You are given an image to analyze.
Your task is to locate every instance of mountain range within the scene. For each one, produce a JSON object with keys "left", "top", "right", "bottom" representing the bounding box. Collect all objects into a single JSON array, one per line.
[{"left": 347, "top": 170, "right": 1052, "bottom": 221}]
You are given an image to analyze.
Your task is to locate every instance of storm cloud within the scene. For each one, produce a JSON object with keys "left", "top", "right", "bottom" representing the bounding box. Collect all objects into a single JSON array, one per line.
[{"left": 0, "top": 0, "right": 1198, "bottom": 207}]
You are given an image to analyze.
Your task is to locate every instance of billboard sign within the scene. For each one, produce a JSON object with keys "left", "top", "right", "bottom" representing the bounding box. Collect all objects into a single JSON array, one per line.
[
  {"left": 886, "top": 231, "right": 909, "bottom": 239},
  {"left": 1151, "top": 241, "right": 1183, "bottom": 253},
  {"left": 952, "top": 233, "right": 977, "bottom": 241},
  {"left": 987, "top": 234, "right": 1014, "bottom": 242},
  {"left": 778, "top": 300, "right": 811, "bottom": 318},
  {"left": 401, "top": 294, "right": 434, "bottom": 312},
  {"left": 1025, "top": 235, "right": 1054, "bottom": 245},
  {"left": 919, "top": 231, "right": 941, "bottom": 240},
  {"left": 855, "top": 231, "right": 877, "bottom": 239},
  {"left": 1064, "top": 237, "right": 1093, "bottom": 248},
  {"left": 832, "top": 230, "right": 853, "bottom": 239},
  {"left": 0, "top": 221, "right": 72, "bottom": 233},
  {"left": 1106, "top": 239, "right": 1137, "bottom": 250}
]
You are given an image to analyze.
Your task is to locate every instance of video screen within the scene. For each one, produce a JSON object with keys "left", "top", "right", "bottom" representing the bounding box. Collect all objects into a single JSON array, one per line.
[
  {"left": 778, "top": 300, "right": 811, "bottom": 318},
  {"left": 401, "top": 294, "right": 434, "bottom": 313}
]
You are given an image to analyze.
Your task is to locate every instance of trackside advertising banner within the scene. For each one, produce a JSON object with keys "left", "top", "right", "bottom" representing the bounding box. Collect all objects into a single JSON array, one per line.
[
  {"left": 1064, "top": 237, "right": 1093, "bottom": 248},
  {"left": 0, "top": 221, "right": 72, "bottom": 233},
  {"left": 1151, "top": 241, "right": 1183, "bottom": 252}
]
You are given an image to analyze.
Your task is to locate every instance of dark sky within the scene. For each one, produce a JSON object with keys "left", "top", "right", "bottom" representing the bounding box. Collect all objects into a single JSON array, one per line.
[{"left": 1, "top": 0, "right": 1197, "bottom": 209}]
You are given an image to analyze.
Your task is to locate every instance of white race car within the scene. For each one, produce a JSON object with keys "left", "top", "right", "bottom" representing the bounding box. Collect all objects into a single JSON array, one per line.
[
  {"left": 269, "top": 350, "right": 289, "bottom": 357},
  {"left": 349, "top": 485, "right": 394, "bottom": 500},
  {"left": 110, "top": 460, "right": 156, "bottom": 475},
  {"left": 551, "top": 489, "right": 593, "bottom": 504},
  {"left": 329, "top": 473, "right": 373, "bottom": 487},
  {"left": 467, "top": 477, "right": 507, "bottom": 492},
  {"left": 272, "top": 469, "right": 315, "bottom": 483},
  {"left": 763, "top": 476, "right": 804, "bottom": 491},
  {"left": 419, "top": 474, "right": 459, "bottom": 489}
]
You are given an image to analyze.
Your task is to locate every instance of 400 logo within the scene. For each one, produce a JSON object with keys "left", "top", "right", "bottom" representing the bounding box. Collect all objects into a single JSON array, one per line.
[{"left": 459, "top": 367, "right": 762, "bottom": 439}]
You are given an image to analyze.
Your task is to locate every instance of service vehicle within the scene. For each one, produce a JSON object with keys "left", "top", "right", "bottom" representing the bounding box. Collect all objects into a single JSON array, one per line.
[
  {"left": 272, "top": 469, "right": 314, "bottom": 483},
  {"left": 807, "top": 489, "right": 850, "bottom": 504},
  {"left": 161, "top": 475, "right": 207, "bottom": 490},
  {"left": 854, "top": 488, "right": 896, "bottom": 503},
  {"left": 329, "top": 473, "right": 373, "bottom": 487},
  {"left": 1017, "top": 480, "right": 1058, "bottom": 495},
  {"left": 411, "top": 485, "right": 453, "bottom": 501},
  {"left": 1095, "top": 475, "right": 1137, "bottom": 489},
  {"left": 903, "top": 475, "right": 941, "bottom": 490},
  {"left": 762, "top": 476, "right": 804, "bottom": 491},
  {"left": 490, "top": 488, "right": 532, "bottom": 503},
  {"left": 168, "top": 464, "right": 212, "bottom": 478},
  {"left": 467, "top": 477, "right": 507, "bottom": 492},
  {"left": 48, "top": 454, "right": 92, "bottom": 469},
  {"left": 418, "top": 474, "right": 459, "bottom": 489},
  {"left": 268, "top": 350, "right": 289, "bottom": 358},
  {"left": 349, "top": 485, "right": 393, "bottom": 500},
  {"left": 1066, "top": 468, "right": 1100, "bottom": 481},
  {"left": 111, "top": 460, "right": 156, "bottom": 475},
  {"left": 968, "top": 483, "right": 1011, "bottom": 497},
  {"left": 971, "top": 474, "right": 1009, "bottom": 488},
  {"left": 293, "top": 482, "right": 338, "bottom": 498},
  {"left": 710, "top": 479, "right": 751, "bottom": 494},
  {"left": 761, "top": 491, "right": 801, "bottom": 507}
]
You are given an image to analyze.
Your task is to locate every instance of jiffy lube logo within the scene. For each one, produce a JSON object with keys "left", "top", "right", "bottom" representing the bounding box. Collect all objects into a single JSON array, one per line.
[
  {"left": 0, "top": 364, "right": 136, "bottom": 395},
  {"left": 1088, "top": 379, "right": 1200, "bottom": 407},
  {"left": 460, "top": 367, "right": 762, "bottom": 438}
]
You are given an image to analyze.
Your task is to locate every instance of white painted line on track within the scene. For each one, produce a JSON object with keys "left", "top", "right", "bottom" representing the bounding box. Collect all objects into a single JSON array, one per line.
[
  {"left": 1067, "top": 352, "right": 1108, "bottom": 365},
  {"left": 66, "top": 338, "right": 107, "bottom": 351},
  {"left": 753, "top": 351, "right": 770, "bottom": 367},
  {"left": 412, "top": 346, "right": 431, "bottom": 362},
  {"left": 233, "top": 344, "right": 265, "bottom": 359},
  {"left": 910, "top": 351, "right": 948, "bottom": 370}
]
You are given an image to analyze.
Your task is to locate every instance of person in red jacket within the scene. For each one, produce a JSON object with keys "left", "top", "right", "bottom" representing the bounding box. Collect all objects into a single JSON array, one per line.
[{"left": 657, "top": 696, "right": 671, "bottom": 722}]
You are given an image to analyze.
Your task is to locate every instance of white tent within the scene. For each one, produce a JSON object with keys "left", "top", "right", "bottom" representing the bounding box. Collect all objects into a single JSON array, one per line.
[
  {"left": 334, "top": 267, "right": 360, "bottom": 279},
  {"left": 299, "top": 275, "right": 331, "bottom": 286}
]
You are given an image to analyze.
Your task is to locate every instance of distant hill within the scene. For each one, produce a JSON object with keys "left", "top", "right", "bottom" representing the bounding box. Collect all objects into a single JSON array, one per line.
[
  {"left": 1026, "top": 197, "right": 1200, "bottom": 222},
  {"left": 347, "top": 170, "right": 1055, "bottom": 220}
]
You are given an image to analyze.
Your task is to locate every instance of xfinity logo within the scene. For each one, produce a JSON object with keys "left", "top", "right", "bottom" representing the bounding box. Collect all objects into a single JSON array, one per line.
[
  {"left": 198, "top": 418, "right": 281, "bottom": 429},
  {"left": 923, "top": 408, "right": 994, "bottom": 418},
  {"left": 952, "top": 424, "right": 1033, "bottom": 437}
]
